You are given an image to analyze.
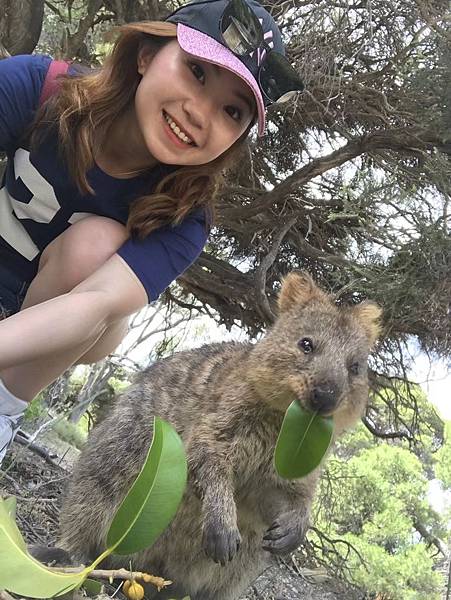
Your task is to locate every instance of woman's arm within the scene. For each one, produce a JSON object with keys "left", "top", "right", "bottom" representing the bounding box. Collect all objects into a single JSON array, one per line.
[{"left": 0, "top": 255, "right": 147, "bottom": 371}]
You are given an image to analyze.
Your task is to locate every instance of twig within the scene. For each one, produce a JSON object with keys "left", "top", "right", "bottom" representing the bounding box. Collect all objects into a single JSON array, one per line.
[
  {"left": 90, "top": 568, "right": 170, "bottom": 589},
  {"left": 254, "top": 215, "right": 298, "bottom": 323},
  {"left": 14, "top": 433, "right": 64, "bottom": 469},
  {"left": 51, "top": 567, "right": 172, "bottom": 591},
  {"left": 361, "top": 415, "right": 414, "bottom": 442},
  {"left": 30, "top": 475, "right": 67, "bottom": 492}
]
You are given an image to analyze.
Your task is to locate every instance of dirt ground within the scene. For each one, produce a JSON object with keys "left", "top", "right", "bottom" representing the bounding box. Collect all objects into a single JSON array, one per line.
[{"left": 0, "top": 437, "right": 362, "bottom": 600}]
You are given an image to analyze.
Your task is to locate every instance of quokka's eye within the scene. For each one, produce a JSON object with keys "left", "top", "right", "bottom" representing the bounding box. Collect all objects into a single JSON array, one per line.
[
  {"left": 349, "top": 362, "right": 360, "bottom": 375},
  {"left": 298, "top": 337, "right": 314, "bottom": 354}
]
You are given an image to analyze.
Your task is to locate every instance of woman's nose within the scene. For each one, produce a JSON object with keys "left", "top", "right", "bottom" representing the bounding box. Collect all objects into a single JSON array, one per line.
[{"left": 183, "top": 93, "right": 217, "bottom": 130}]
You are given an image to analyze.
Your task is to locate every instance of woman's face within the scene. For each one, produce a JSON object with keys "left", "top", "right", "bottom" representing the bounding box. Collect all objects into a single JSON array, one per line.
[{"left": 134, "top": 39, "right": 256, "bottom": 166}]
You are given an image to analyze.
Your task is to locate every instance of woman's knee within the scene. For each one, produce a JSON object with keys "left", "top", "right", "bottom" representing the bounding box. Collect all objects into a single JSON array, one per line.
[
  {"left": 39, "top": 216, "right": 128, "bottom": 287},
  {"left": 76, "top": 317, "right": 129, "bottom": 364}
]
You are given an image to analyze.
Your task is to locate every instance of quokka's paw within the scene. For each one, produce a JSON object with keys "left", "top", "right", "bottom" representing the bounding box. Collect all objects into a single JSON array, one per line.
[
  {"left": 202, "top": 518, "right": 242, "bottom": 566},
  {"left": 27, "top": 545, "right": 73, "bottom": 567},
  {"left": 262, "top": 511, "right": 309, "bottom": 555}
]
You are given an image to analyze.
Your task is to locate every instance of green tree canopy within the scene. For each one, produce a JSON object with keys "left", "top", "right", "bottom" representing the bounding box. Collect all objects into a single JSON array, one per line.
[{"left": 312, "top": 437, "right": 446, "bottom": 598}]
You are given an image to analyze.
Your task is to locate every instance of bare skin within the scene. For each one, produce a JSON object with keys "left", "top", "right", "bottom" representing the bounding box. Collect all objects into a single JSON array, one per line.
[
  {"left": 0, "top": 217, "right": 144, "bottom": 401},
  {"left": 0, "top": 39, "right": 256, "bottom": 403}
]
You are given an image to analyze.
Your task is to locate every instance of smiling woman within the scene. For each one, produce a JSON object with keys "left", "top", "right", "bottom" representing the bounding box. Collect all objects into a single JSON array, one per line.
[
  {"left": 0, "top": 0, "right": 304, "bottom": 465},
  {"left": 132, "top": 38, "right": 256, "bottom": 165}
]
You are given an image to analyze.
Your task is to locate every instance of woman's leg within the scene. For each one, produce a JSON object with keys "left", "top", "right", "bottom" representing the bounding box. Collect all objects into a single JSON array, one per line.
[
  {"left": 21, "top": 217, "right": 129, "bottom": 309},
  {"left": 0, "top": 216, "right": 141, "bottom": 401}
]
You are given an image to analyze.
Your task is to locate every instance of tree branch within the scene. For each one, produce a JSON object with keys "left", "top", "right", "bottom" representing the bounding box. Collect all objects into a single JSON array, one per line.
[
  {"left": 413, "top": 519, "right": 448, "bottom": 556},
  {"left": 362, "top": 415, "right": 414, "bottom": 442},
  {"left": 263, "top": 128, "right": 441, "bottom": 208},
  {"left": 254, "top": 216, "right": 298, "bottom": 323}
]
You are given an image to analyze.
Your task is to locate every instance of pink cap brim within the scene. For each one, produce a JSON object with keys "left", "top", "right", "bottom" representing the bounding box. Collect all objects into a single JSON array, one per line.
[{"left": 177, "top": 23, "right": 265, "bottom": 136}]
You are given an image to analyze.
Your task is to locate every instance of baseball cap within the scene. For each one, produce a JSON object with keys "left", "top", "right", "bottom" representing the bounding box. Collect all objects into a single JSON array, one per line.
[{"left": 166, "top": 0, "right": 304, "bottom": 136}]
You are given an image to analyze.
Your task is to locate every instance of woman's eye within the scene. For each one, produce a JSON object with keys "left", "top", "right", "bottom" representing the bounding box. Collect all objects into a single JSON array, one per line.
[
  {"left": 298, "top": 337, "right": 314, "bottom": 354},
  {"left": 225, "top": 106, "right": 242, "bottom": 121},
  {"left": 190, "top": 62, "right": 205, "bottom": 83}
]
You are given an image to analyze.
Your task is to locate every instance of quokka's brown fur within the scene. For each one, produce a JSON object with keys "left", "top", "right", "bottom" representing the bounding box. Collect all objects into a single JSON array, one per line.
[{"left": 59, "top": 272, "right": 381, "bottom": 600}]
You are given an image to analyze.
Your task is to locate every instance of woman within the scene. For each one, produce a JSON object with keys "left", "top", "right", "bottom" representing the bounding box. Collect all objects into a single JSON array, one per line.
[{"left": 0, "top": 0, "right": 304, "bottom": 463}]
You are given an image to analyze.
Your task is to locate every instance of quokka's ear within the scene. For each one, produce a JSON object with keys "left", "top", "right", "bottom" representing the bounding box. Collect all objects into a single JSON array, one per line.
[
  {"left": 278, "top": 271, "right": 330, "bottom": 313},
  {"left": 352, "top": 301, "right": 383, "bottom": 346}
]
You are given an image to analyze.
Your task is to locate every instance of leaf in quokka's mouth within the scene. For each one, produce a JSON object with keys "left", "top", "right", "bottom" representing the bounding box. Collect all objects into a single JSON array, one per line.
[{"left": 274, "top": 400, "right": 334, "bottom": 479}]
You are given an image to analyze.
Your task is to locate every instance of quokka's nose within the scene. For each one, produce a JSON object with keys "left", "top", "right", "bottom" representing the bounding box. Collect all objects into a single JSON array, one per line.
[{"left": 310, "top": 384, "right": 339, "bottom": 414}]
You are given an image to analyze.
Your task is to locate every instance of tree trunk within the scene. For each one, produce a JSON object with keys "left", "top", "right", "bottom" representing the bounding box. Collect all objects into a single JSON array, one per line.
[
  {"left": 0, "top": 0, "right": 44, "bottom": 55},
  {"left": 68, "top": 360, "right": 115, "bottom": 424}
]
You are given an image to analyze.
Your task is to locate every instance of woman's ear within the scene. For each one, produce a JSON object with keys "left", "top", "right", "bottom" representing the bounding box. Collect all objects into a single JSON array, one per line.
[{"left": 137, "top": 44, "right": 154, "bottom": 75}]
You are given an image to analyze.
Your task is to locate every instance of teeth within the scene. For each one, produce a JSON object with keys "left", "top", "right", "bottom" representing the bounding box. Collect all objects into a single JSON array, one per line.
[{"left": 164, "top": 112, "right": 193, "bottom": 145}]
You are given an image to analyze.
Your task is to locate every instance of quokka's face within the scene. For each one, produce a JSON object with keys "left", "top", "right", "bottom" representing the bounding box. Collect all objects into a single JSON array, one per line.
[
  {"left": 249, "top": 272, "right": 381, "bottom": 421},
  {"left": 253, "top": 305, "right": 373, "bottom": 418}
]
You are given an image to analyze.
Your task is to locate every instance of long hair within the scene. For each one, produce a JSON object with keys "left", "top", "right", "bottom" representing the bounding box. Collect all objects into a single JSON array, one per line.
[{"left": 31, "top": 22, "right": 253, "bottom": 238}]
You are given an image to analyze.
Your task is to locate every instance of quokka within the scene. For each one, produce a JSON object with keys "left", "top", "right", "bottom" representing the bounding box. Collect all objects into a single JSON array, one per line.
[{"left": 59, "top": 272, "right": 381, "bottom": 600}]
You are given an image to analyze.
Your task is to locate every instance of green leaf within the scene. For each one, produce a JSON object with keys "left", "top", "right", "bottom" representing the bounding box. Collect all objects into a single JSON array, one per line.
[
  {"left": 0, "top": 496, "right": 27, "bottom": 551},
  {"left": 3, "top": 496, "right": 17, "bottom": 519},
  {"left": 274, "top": 401, "right": 334, "bottom": 479},
  {"left": 82, "top": 579, "right": 103, "bottom": 596},
  {"left": 107, "top": 416, "right": 187, "bottom": 555},
  {"left": 0, "top": 524, "right": 88, "bottom": 597}
]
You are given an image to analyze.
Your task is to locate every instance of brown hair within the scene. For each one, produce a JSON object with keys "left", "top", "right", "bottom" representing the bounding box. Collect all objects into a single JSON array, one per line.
[{"left": 31, "top": 22, "right": 253, "bottom": 238}]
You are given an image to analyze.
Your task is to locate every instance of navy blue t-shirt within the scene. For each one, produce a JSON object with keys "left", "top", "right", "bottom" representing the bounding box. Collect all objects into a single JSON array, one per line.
[{"left": 0, "top": 54, "right": 209, "bottom": 302}]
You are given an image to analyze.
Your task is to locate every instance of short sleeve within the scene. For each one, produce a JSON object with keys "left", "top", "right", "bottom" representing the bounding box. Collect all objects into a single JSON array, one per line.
[
  {"left": 0, "top": 54, "right": 51, "bottom": 152},
  {"left": 117, "top": 208, "right": 209, "bottom": 302}
]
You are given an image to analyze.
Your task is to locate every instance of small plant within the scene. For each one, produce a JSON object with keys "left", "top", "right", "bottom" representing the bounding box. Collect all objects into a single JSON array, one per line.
[
  {"left": 23, "top": 394, "right": 47, "bottom": 424},
  {"left": 0, "top": 417, "right": 187, "bottom": 598},
  {"left": 52, "top": 418, "right": 87, "bottom": 450}
]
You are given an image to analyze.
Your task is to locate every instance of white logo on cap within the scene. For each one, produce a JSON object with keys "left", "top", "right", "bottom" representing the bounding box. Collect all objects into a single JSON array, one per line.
[{"left": 250, "top": 18, "right": 274, "bottom": 66}]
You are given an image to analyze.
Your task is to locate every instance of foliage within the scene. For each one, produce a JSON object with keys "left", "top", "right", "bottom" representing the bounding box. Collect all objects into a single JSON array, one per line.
[
  {"left": 108, "top": 375, "right": 131, "bottom": 393},
  {"left": 354, "top": 380, "right": 445, "bottom": 480},
  {"left": 344, "top": 537, "right": 443, "bottom": 600},
  {"left": 51, "top": 418, "right": 88, "bottom": 450},
  {"left": 106, "top": 418, "right": 187, "bottom": 554},
  {"left": 274, "top": 401, "right": 334, "bottom": 478},
  {"left": 0, "top": 418, "right": 187, "bottom": 598},
  {"left": 311, "top": 382, "right": 449, "bottom": 596},
  {"left": 435, "top": 421, "right": 451, "bottom": 490},
  {"left": 310, "top": 437, "right": 446, "bottom": 598},
  {"left": 23, "top": 394, "right": 47, "bottom": 424},
  {"left": 0, "top": 498, "right": 90, "bottom": 596}
]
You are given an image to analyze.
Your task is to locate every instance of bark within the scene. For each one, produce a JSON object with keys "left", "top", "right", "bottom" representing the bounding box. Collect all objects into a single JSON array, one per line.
[
  {"left": 68, "top": 359, "right": 114, "bottom": 423},
  {"left": 0, "top": 0, "right": 44, "bottom": 55},
  {"left": 64, "top": 0, "right": 104, "bottom": 58}
]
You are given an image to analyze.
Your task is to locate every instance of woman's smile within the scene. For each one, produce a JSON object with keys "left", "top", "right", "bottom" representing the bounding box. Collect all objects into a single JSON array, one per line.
[{"left": 162, "top": 110, "right": 197, "bottom": 148}]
